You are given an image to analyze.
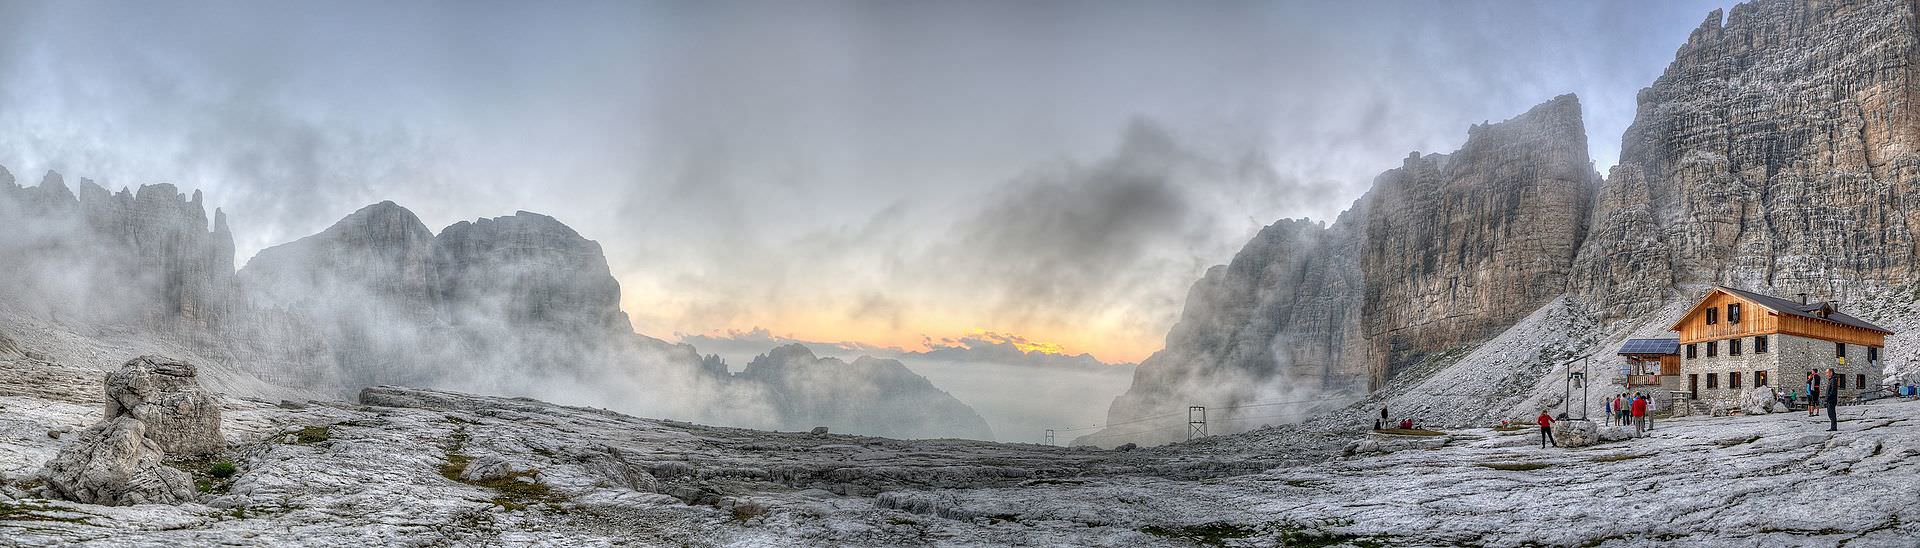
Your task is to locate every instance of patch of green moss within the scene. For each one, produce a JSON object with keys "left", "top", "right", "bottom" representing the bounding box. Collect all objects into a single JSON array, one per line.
[
  {"left": 1141, "top": 523, "right": 1257, "bottom": 546},
  {"left": 293, "top": 426, "right": 331, "bottom": 444},
  {"left": 168, "top": 455, "right": 239, "bottom": 495},
  {"left": 0, "top": 501, "right": 90, "bottom": 524},
  {"left": 439, "top": 426, "right": 563, "bottom": 512},
  {"left": 730, "top": 501, "right": 769, "bottom": 522}
]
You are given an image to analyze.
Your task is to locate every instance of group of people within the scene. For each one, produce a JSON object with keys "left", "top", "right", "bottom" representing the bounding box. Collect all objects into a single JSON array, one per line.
[
  {"left": 1805, "top": 368, "right": 1840, "bottom": 431},
  {"left": 1537, "top": 368, "right": 1858, "bottom": 451},
  {"left": 1603, "top": 392, "right": 1655, "bottom": 435},
  {"left": 1536, "top": 392, "right": 1657, "bottom": 450}
]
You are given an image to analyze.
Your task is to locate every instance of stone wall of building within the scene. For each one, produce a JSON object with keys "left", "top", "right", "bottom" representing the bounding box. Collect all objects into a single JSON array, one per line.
[
  {"left": 1773, "top": 334, "right": 1883, "bottom": 400},
  {"left": 1679, "top": 335, "right": 1781, "bottom": 409}
]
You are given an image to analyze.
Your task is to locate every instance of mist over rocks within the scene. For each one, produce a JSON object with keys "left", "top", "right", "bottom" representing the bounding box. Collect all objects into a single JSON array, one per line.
[
  {"left": 231, "top": 201, "right": 993, "bottom": 439},
  {"left": 734, "top": 344, "right": 994, "bottom": 440},
  {"left": 0, "top": 170, "right": 235, "bottom": 339}
]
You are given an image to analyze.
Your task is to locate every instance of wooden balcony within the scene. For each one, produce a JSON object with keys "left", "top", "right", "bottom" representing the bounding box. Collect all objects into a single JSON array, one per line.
[{"left": 1627, "top": 374, "right": 1665, "bottom": 387}]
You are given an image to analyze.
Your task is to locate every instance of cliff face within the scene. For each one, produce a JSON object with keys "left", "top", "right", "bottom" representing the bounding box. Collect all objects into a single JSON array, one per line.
[
  {"left": 237, "top": 201, "right": 445, "bottom": 388},
  {"left": 1088, "top": 96, "right": 1597, "bottom": 445},
  {"left": 430, "top": 211, "right": 633, "bottom": 341},
  {"left": 1574, "top": 0, "right": 1920, "bottom": 317},
  {"left": 1098, "top": 211, "right": 1369, "bottom": 445},
  {"left": 1361, "top": 95, "right": 1598, "bottom": 387},
  {"left": 0, "top": 170, "right": 234, "bottom": 336}
]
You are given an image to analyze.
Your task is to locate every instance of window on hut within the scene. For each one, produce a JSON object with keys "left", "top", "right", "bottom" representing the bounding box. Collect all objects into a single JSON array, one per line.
[
  {"left": 1728, "top": 303, "right": 1741, "bottom": 323},
  {"left": 1836, "top": 343, "right": 1846, "bottom": 358},
  {"left": 1687, "top": 344, "right": 1698, "bottom": 359},
  {"left": 1706, "top": 341, "right": 1718, "bottom": 357},
  {"left": 1731, "top": 371, "right": 1743, "bottom": 388},
  {"left": 1707, "top": 373, "right": 1718, "bottom": 389},
  {"left": 1755, "top": 370, "right": 1767, "bottom": 387},
  {"left": 1730, "top": 338, "right": 1742, "bottom": 356},
  {"left": 1707, "top": 308, "right": 1718, "bottom": 325},
  {"left": 1755, "top": 335, "right": 1768, "bottom": 353}
]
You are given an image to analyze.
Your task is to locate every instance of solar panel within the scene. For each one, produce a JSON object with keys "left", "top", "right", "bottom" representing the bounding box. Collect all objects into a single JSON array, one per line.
[{"left": 1618, "top": 338, "right": 1679, "bottom": 355}]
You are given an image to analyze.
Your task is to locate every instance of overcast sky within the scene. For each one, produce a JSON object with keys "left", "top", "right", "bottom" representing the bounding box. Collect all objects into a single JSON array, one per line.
[{"left": 0, "top": 0, "right": 1737, "bottom": 363}]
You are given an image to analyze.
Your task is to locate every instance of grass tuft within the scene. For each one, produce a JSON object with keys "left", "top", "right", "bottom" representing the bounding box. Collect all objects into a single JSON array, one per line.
[
  {"left": 439, "top": 426, "right": 563, "bottom": 512},
  {"left": 293, "top": 426, "right": 331, "bottom": 444}
]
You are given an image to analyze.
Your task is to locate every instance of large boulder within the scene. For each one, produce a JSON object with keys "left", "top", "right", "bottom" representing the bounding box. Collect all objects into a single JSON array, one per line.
[
  {"left": 104, "top": 355, "right": 224, "bottom": 455},
  {"left": 1551, "top": 420, "right": 1600, "bottom": 448},
  {"left": 1740, "top": 389, "right": 1778, "bottom": 416},
  {"left": 40, "top": 417, "right": 197, "bottom": 505}
]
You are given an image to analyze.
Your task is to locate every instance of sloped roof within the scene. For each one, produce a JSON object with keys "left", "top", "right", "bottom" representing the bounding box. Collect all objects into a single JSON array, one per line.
[
  {"left": 1712, "top": 286, "right": 1894, "bottom": 334},
  {"left": 1618, "top": 338, "right": 1679, "bottom": 356}
]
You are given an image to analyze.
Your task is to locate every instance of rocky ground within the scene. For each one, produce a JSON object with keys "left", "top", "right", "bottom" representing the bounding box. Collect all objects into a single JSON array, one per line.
[{"left": 5, "top": 355, "right": 1920, "bottom": 546}]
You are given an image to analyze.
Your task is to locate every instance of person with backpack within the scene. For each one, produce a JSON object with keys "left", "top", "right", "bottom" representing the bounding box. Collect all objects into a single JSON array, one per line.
[{"left": 1537, "top": 410, "right": 1556, "bottom": 448}]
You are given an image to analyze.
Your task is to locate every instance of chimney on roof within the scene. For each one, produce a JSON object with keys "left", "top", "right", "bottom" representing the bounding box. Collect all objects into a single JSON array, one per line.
[{"left": 1798, "top": 292, "right": 1808, "bottom": 304}]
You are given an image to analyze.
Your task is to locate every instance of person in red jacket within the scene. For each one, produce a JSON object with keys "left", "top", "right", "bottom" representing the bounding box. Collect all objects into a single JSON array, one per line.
[
  {"left": 1537, "top": 411, "right": 1555, "bottom": 448},
  {"left": 1631, "top": 392, "right": 1648, "bottom": 437}
]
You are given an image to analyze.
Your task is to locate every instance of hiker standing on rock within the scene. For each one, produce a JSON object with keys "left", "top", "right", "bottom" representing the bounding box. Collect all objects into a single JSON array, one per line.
[
  {"left": 1616, "top": 394, "right": 1628, "bottom": 425},
  {"left": 1537, "top": 410, "right": 1555, "bottom": 448},
  {"left": 1826, "top": 368, "right": 1840, "bottom": 431},
  {"left": 1808, "top": 370, "right": 1821, "bottom": 416},
  {"left": 1646, "top": 394, "right": 1657, "bottom": 431},
  {"left": 1631, "top": 393, "right": 1647, "bottom": 437}
]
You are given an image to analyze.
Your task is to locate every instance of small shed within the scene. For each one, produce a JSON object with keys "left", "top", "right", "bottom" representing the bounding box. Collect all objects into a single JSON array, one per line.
[{"left": 1617, "top": 338, "right": 1680, "bottom": 387}]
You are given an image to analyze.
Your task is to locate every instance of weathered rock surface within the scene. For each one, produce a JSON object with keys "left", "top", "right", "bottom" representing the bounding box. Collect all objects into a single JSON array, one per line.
[
  {"left": 1362, "top": 95, "right": 1597, "bottom": 388},
  {"left": 102, "top": 356, "right": 224, "bottom": 455},
  {"left": 38, "top": 416, "right": 198, "bottom": 506},
  {"left": 34, "top": 356, "right": 222, "bottom": 507},
  {"left": 1575, "top": 0, "right": 1920, "bottom": 316},
  {"left": 1551, "top": 420, "right": 1599, "bottom": 447},
  {"left": 1742, "top": 388, "right": 1781, "bottom": 415},
  {"left": 10, "top": 362, "right": 1920, "bottom": 545}
]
